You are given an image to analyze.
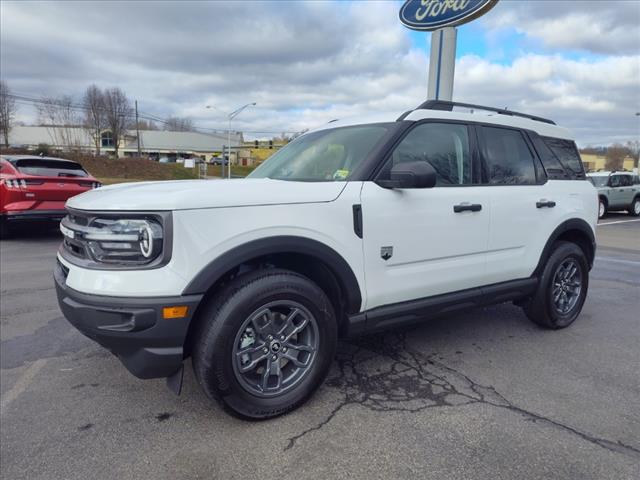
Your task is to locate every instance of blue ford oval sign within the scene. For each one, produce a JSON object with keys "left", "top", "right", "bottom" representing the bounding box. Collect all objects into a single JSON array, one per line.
[{"left": 399, "top": 0, "right": 498, "bottom": 31}]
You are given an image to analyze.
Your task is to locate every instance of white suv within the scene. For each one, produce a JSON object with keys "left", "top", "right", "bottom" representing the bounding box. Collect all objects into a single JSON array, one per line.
[{"left": 55, "top": 100, "right": 598, "bottom": 419}]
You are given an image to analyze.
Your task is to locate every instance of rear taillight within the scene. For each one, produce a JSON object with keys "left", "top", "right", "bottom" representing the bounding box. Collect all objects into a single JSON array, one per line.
[
  {"left": 92, "top": 182, "right": 102, "bottom": 189},
  {"left": 2, "top": 178, "right": 26, "bottom": 189}
]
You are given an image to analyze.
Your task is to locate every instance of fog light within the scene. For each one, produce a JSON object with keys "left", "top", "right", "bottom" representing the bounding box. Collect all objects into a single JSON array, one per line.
[{"left": 163, "top": 306, "right": 189, "bottom": 319}]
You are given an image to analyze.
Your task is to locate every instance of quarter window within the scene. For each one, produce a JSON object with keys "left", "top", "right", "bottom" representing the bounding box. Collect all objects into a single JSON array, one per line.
[
  {"left": 481, "top": 127, "right": 537, "bottom": 185},
  {"left": 385, "top": 123, "right": 472, "bottom": 185},
  {"left": 542, "top": 137, "right": 585, "bottom": 178}
]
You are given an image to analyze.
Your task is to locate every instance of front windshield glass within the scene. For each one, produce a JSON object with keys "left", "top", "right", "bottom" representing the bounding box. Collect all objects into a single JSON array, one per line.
[
  {"left": 588, "top": 176, "right": 608, "bottom": 187},
  {"left": 248, "top": 124, "right": 391, "bottom": 181}
]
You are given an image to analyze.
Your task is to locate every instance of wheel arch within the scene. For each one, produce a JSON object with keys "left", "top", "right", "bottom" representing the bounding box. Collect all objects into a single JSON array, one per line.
[
  {"left": 533, "top": 219, "right": 596, "bottom": 275},
  {"left": 182, "top": 235, "right": 362, "bottom": 322}
]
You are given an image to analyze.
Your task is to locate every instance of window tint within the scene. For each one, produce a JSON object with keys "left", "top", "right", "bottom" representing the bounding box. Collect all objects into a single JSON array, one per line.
[
  {"left": 542, "top": 137, "right": 585, "bottom": 178},
  {"left": 481, "top": 127, "right": 537, "bottom": 185},
  {"left": 12, "top": 159, "right": 89, "bottom": 177},
  {"left": 609, "top": 175, "right": 622, "bottom": 187},
  {"left": 633, "top": 175, "right": 640, "bottom": 185},
  {"left": 386, "top": 123, "right": 472, "bottom": 185},
  {"left": 620, "top": 175, "right": 633, "bottom": 186},
  {"left": 530, "top": 136, "right": 568, "bottom": 179}
]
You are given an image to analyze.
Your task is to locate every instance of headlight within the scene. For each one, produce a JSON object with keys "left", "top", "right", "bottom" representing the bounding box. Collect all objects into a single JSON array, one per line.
[{"left": 83, "top": 218, "right": 164, "bottom": 265}]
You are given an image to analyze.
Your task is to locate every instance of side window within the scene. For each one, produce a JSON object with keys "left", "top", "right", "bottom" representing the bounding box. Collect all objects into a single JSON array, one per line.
[
  {"left": 530, "top": 135, "right": 569, "bottom": 179},
  {"left": 622, "top": 175, "right": 633, "bottom": 186},
  {"left": 385, "top": 123, "right": 472, "bottom": 185},
  {"left": 542, "top": 137, "right": 585, "bottom": 178},
  {"left": 481, "top": 126, "right": 537, "bottom": 185},
  {"left": 609, "top": 175, "right": 621, "bottom": 187}
]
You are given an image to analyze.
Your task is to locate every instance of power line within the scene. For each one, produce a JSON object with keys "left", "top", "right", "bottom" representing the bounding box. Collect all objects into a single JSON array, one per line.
[{"left": 7, "top": 93, "right": 304, "bottom": 135}]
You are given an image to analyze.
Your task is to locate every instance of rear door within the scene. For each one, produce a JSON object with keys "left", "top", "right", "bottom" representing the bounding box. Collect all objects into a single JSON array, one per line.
[
  {"left": 479, "top": 126, "right": 564, "bottom": 284},
  {"left": 619, "top": 174, "right": 637, "bottom": 206},
  {"left": 360, "top": 121, "right": 490, "bottom": 310}
]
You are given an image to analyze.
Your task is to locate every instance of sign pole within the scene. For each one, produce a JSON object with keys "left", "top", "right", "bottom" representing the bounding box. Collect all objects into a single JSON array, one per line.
[{"left": 427, "top": 27, "right": 457, "bottom": 101}]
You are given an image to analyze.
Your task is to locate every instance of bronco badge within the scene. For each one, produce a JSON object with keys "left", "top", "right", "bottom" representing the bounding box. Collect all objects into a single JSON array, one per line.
[{"left": 380, "top": 246, "right": 393, "bottom": 261}]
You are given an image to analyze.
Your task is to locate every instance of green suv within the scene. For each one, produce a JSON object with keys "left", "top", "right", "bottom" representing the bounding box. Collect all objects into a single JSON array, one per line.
[{"left": 587, "top": 171, "right": 640, "bottom": 219}]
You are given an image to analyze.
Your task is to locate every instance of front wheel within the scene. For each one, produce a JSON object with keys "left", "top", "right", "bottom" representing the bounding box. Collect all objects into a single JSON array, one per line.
[
  {"left": 628, "top": 197, "right": 640, "bottom": 217},
  {"left": 523, "top": 241, "right": 589, "bottom": 329},
  {"left": 598, "top": 199, "right": 607, "bottom": 219},
  {"left": 193, "top": 269, "right": 337, "bottom": 419}
]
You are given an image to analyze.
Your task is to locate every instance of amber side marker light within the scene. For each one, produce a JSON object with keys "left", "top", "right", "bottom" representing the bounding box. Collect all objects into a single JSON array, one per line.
[{"left": 163, "top": 306, "right": 189, "bottom": 319}]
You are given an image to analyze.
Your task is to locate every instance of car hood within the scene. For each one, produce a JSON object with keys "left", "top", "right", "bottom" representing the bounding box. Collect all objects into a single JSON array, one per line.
[{"left": 66, "top": 178, "right": 348, "bottom": 211}]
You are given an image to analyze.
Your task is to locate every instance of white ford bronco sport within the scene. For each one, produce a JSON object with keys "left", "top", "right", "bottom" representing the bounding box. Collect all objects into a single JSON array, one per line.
[{"left": 55, "top": 100, "right": 598, "bottom": 419}]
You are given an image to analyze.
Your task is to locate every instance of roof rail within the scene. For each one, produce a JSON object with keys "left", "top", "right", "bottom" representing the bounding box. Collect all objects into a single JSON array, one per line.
[{"left": 411, "top": 100, "right": 556, "bottom": 125}]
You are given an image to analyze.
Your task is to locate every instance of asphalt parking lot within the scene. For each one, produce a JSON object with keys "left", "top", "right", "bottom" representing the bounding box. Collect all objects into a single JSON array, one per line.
[{"left": 1, "top": 215, "right": 639, "bottom": 480}]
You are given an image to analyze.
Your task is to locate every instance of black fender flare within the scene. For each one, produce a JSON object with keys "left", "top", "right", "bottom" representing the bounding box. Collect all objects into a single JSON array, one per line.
[
  {"left": 533, "top": 218, "right": 596, "bottom": 275},
  {"left": 182, "top": 235, "right": 362, "bottom": 313}
]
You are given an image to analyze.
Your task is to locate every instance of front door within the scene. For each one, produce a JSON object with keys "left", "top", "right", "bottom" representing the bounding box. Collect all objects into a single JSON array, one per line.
[{"left": 360, "top": 122, "right": 489, "bottom": 311}]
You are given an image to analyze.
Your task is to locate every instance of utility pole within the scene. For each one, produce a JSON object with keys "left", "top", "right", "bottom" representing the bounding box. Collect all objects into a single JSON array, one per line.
[{"left": 135, "top": 100, "right": 141, "bottom": 157}]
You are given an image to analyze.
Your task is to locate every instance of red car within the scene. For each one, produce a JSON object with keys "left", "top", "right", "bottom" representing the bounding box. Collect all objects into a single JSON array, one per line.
[{"left": 1, "top": 155, "right": 100, "bottom": 234}]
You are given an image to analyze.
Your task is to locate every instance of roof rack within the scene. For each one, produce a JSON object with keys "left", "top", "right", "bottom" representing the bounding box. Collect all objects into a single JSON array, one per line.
[{"left": 408, "top": 100, "right": 556, "bottom": 125}]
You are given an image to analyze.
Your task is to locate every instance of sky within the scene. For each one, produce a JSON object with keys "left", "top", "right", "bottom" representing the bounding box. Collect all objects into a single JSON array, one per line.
[{"left": 1, "top": 0, "right": 639, "bottom": 146}]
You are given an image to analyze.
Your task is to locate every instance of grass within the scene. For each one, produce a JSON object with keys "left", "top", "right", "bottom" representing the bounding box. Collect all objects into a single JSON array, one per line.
[{"left": 206, "top": 164, "right": 256, "bottom": 178}]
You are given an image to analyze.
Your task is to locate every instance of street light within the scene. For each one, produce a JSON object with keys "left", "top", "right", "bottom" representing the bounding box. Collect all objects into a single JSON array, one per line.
[
  {"left": 206, "top": 102, "right": 257, "bottom": 179},
  {"left": 227, "top": 103, "right": 257, "bottom": 179}
]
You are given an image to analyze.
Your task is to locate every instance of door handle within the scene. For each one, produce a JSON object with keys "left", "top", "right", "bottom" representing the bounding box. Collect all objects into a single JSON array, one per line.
[
  {"left": 453, "top": 203, "right": 482, "bottom": 213},
  {"left": 536, "top": 200, "right": 556, "bottom": 208},
  {"left": 619, "top": 189, "right": 625, "bottom": 192}
]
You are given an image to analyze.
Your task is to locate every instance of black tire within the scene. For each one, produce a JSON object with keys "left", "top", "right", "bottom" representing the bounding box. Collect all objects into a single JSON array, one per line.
[
  {"left": 628, "top": 197, "right": 640, "bottom": 217},
  {"left": 523, "top": 241, "right": 589, "bottom": 329},
  {"left": 192, "top": 268, "right": 337, "bottom": 419},
  {"left": 0, "top": 218, "right": 12, "bottom": 239},
  {"left": 598, "top": 197, "right": 607, "bottom": 219}
]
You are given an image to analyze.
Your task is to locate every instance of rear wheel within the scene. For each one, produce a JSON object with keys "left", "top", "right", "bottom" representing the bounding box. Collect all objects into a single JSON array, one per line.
[
  {"left": 628, "top": 197, "right": 640, "bottom": 217},
  {"left": 193, "top": 269, "right": 337, "bottom": 419},
  {"left": 0, "top": 218, "right": 12, "bottom": 239},
  {"left": 523, "top": 241, "right": 589, "bottom": 329}
]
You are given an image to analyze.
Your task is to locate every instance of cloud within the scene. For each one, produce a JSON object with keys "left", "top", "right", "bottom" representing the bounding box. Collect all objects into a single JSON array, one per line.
[
  {"left": 481, "top": 0, "right": 640, "bottom": 55},
  {"left": 1, "top": 0, "right": 639, "bottom": 145}
]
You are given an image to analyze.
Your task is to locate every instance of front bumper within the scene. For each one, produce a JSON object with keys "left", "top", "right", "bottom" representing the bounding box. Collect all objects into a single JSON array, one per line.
[{"left": 54, "top": 260, "right": 202, "bottom": 379}]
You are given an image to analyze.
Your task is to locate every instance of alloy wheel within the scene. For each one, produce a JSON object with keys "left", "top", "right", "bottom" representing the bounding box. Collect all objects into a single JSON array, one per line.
[
  {"left": 232, "top": 301, "right": 319, "bottom": 397},
  {"left": 552, "top": 259, "right": 582, "bottom": 315}
]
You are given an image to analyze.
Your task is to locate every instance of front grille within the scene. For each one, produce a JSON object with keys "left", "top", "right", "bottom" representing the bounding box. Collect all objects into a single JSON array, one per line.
[{"left": 61, "top": 210, "right": 91, "bottom": 260}]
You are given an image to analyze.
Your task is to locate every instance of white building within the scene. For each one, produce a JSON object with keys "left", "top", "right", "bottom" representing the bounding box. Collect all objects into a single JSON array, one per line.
[{"left": 7, "top": 126, "right": 243, "bottom": 162}]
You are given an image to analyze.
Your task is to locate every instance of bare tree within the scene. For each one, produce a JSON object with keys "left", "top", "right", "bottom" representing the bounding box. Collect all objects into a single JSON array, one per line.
[
  {"left": 0, "top": 80, "right": 17, "bottom": 147},
  {"left": 136, "top": 119, "right": 158, "bottom": 130},
  {"left": 626, "top": 140, "right": 640, "bottom": 168},
  {"left": 82, "top": 85, "right": 105, "bottom": 155},
  {"left": 103, "top": 87, "right": 132, "bottom": 157},
  {"left": 164, "top": 116, "right": 195, "bottom": 132},
  {"left": 37, "top": 95, "right": 83, "bottom": 149},
  {"left": 605, "top": 144, "right": 629, "bottom": 171}
]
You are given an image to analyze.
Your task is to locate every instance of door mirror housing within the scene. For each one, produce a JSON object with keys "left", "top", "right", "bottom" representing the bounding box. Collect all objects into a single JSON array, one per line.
[{"left": 376, "top": 161, "right": 437, "bottom": 189}]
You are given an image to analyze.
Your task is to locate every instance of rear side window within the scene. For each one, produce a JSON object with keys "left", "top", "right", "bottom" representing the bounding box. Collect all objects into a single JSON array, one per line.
[
  {"left": 541, "top": 137, "right": 585, "bottom": 179},
  {"left": 481, "top": 126, "right": 537, "bottom": 185},
  {"left": 11, "top": 159, "right": 88, "bottom": 178},
  {"left": 530, "top": 136, "right": 569, "bottom": 180},
  {"left": 620, "top": 175, "right": 633, "bottom": 186},
  {"left": 386, "top": 122, "right": 472, "bottom": 185}
]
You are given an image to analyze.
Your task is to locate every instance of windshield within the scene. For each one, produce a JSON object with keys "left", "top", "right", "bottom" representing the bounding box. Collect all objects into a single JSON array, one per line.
[
  {"left": 12, "top": 158, "right": 89, "bottom": 177},
  {"left": 248, "top": 124, "right": 391, "bottom": 181},
  {"left": 588, "top": 176, "right": 608, "bottom": 187}
]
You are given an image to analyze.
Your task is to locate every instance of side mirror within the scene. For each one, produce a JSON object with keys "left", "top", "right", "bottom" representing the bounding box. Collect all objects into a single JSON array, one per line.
[{"left": 376, "top": 161, "right": 437, "bottom": 189}]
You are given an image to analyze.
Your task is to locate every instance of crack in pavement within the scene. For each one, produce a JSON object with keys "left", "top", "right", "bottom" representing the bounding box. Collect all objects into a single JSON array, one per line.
[{"left": 285, "top": 332, "right": 640, "bottom": 458}]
